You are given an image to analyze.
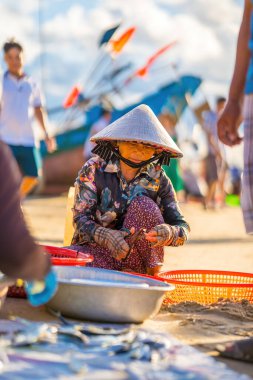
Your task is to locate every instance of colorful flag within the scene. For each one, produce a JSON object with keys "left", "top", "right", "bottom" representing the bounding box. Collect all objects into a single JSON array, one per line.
[
  {"left": 110, "top": 27, "right": 136, "bottom": 54},
  {"left": 42, "top": 76, "right": 202, "bottom": 158},
  {"left": 125, "top": 41, "right": 177, "bottom": 84},
  {"left": 63, "top": 86, "right": 81, "bottom": 108},
  {"left": 99, "top": 24, "right": 120, "bottom": 46}
]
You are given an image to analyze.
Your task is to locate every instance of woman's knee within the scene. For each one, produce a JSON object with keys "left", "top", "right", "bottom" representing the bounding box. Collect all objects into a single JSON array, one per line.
[
  {"left": 129, "top": 196, "right": 159, "bottom": 213},
  {"left": 125, "top": 196, "right": 164, "bottom": 228}
]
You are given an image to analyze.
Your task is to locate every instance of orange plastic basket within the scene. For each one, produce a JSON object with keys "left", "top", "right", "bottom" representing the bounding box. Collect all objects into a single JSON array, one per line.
[{"left": 156, "top": 270, "right": 253, "bottom": 305}]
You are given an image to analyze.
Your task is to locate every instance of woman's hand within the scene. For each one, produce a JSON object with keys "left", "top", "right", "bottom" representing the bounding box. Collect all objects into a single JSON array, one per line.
[
  {"left": 145, "top": 224, "right": 173, "bottom": 247},
  {"left": 94, "top": 227, "right": 130, "bottom": 260}
]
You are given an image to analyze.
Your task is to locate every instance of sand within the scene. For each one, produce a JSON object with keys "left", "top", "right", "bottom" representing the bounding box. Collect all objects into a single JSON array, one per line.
[
  {"left": 165, "top": 299, "right": 253, "bottom": 320},
  {"left": 5, "top": 195, "right": 253, "bottom": 378}
]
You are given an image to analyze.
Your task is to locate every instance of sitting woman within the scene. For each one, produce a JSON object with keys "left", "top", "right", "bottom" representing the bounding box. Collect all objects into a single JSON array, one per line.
[{"left": 69, "top": 104, "right": 190, "bottom": 275}]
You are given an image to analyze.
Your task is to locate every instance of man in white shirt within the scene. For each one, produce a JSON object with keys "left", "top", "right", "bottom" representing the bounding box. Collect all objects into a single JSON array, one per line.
[
  {"left": 83, "top": 109, "right": 111, "bottom": 161},
  {"left": 0, "top": 39, "right": 54, "bottom": 179}
]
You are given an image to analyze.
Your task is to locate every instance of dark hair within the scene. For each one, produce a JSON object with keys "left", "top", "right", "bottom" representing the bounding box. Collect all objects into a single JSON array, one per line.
[
  {"left": 3, "top": 39, "right": 23, "bottom": 54},
  {"left": 216, "top": 96, "right": 226, "bottom": 105}
]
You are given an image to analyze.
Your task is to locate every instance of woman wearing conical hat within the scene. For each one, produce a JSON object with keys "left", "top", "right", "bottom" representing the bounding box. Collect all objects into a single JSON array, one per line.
[{"left": 69, "top": 104, "right": 190, "bottom": 275}]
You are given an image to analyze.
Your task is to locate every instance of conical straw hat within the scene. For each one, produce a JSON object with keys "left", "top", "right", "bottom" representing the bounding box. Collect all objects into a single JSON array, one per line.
[{"left": 91, "top": 104, "right": 183, "bottom": 157}]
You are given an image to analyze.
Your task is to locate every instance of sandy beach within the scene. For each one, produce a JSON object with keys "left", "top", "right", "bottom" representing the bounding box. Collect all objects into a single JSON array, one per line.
[{"left": 2, "top": 195, "right": 253, "bottom": 378}]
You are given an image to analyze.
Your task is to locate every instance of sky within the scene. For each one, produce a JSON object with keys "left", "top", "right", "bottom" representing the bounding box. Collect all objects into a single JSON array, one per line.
[{"left": 0, "top": 0, "right": 244, "bottom": 113}]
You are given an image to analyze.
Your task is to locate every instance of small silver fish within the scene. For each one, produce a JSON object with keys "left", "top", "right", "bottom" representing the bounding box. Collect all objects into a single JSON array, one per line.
[
  {"left": 56, "top": 325, "right": 89, "bottom": 345},
  {"left": 48, "top": 308, "right": 132, "bottom": 336}
]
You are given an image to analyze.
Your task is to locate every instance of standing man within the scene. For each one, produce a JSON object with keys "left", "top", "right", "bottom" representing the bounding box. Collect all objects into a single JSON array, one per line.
[
  {"left": 216, "top": 0, "right": 253, "bottom": 361},
  {"left": 217, "top": 0, "right": 252, "bottom": 233},
  {"left": 0, "top": 39, "right": 54, "bottom": 189}
]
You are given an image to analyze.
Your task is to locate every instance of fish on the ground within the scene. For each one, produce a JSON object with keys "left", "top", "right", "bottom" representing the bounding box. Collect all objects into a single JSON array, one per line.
[{"left": 0, "top": 319, "right": 251, "bottom": 380}]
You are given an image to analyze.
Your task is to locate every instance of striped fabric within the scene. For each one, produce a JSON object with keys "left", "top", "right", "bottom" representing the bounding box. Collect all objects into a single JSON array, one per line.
[{"left": 241, "top": 95, "right": 253, "bottom": 234}]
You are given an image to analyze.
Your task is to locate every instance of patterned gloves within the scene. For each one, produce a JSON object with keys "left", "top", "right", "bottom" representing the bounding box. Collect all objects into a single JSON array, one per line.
[
  {"left": 94, "top": 223, "right": 186, "bottom": 258},
  {"left": 150, "top": 224, "right": 173, "bottom": 247},
  {"left": 149, "top": 224, "right": 186, "bottom": 247},
  {"left": 94, "top": 227, "right": 130, "bottom": 260}
]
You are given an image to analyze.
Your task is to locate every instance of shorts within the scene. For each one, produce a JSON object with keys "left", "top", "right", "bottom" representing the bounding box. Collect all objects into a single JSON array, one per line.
[{"left": 8, "top": 145, "right": 38, "bottom": 177}]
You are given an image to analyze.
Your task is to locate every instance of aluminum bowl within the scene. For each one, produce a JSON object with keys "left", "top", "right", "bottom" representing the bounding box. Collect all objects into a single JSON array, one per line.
[{"left": 47, "top": 267, "right": 174, "bottom": 323}]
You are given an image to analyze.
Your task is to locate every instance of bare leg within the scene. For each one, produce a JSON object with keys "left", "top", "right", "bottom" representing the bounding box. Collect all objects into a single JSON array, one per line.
[{"left": 206, "top": 181, "right": 217, "bottom": 209}]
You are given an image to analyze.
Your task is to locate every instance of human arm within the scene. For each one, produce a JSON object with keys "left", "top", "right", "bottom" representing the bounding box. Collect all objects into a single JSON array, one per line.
[
  {"left": 0, "top": 142, "right": 51, "bottom": 281},
  {"left": 145, "top": 171, "right": 190, "bottom": 247},
  {"left": 72, "top": 159, "right": 131, "bottom": 259},
  {"left": 32, "top": 81, "right": 55, "bottom": 152},
  {"left": 72, "top": 161, "right": 99, "bottom": 244},
  {"left": 34, "top": 106, "right": 56, "bottom": 153},
  {"left": 217, "top": 0, "right": 251, "bottom": 146}
]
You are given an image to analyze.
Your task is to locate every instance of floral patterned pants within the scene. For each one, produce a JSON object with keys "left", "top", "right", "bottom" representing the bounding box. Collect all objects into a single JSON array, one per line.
[{"left": 69, "top": 196, "right": 164, "bottom": 274}]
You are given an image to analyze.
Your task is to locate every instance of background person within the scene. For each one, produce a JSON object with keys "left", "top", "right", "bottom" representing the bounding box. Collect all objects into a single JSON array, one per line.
[
  {"left": 216, "top": 0, "right": 253, "bottom": 360},
  {"left": 202, "top": 97, "right": 227, "bottom": 208},
  {"left": 0, "top": 39, "right": 55, "bottom": 193},
  {"left": 158, "top": 112, "right": 185, "bottom": 199},
  {"left": 217, "top": 0, "right": 252, "bottom": 232}
]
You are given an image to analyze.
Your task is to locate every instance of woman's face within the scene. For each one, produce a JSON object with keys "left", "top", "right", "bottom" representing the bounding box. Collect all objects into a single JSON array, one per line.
[{"left": 118, "top": 141, "right": 156, "bottom": 164}]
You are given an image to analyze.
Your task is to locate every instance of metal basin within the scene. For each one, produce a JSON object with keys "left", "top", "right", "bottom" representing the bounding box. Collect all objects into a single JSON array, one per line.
[{"left": 47, "top": 267, "right": 174, "bottom": 323}]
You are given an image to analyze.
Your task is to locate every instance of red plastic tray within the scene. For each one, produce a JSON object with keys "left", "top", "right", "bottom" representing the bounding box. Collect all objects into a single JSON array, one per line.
[{"left": 7, "top": 245, "right": 93, "bottom": 298}]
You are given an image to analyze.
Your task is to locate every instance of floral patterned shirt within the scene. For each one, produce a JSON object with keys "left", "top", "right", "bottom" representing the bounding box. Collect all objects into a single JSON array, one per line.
[{"left": 72, "top": 156, "right": 190, "bottom": 246}]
